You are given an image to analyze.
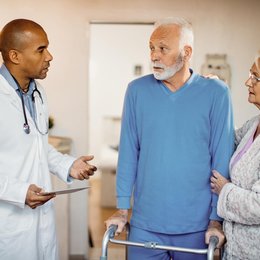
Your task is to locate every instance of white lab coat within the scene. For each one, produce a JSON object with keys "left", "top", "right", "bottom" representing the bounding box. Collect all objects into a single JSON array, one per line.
[{"left": 0, "top": 75, "right": 76, "bottom": 260}]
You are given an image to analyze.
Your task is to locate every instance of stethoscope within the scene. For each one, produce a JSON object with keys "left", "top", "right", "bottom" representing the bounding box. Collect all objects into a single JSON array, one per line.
[{"left": 12, "top": 75, "right": 48, "bottom": 135}]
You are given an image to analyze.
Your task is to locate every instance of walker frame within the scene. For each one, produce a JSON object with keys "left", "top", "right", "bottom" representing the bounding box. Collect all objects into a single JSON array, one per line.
[{"left": 100, "top": 223, "right": 220, "bottom": 260}]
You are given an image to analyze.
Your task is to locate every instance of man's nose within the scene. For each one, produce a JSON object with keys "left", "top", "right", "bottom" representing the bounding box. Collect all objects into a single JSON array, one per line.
[
  {"left": 151, "top": 51, "right": 160, "bottom": 62},
  {"left": 45, "top": 49, "right": 53, "bottom": 62}
]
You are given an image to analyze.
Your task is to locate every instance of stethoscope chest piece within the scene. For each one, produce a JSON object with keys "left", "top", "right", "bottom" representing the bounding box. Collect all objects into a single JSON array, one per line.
[
  {"left": 23, "top": 123, "right": 31, "bottom": 134},
  {"left": 11, "top": 74, "right": 47, "bottom": 135}
]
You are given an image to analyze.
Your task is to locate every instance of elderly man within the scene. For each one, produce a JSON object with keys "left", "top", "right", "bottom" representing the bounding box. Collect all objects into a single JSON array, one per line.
[
  {"left": 0, "top": 19, "right": 96, "bottom": 260},
  {"left": 105, "top": 17, "right": 234, "bottom": 260}
]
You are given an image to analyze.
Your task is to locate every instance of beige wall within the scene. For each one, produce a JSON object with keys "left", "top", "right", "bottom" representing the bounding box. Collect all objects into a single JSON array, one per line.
[
  {"left": 1, "top": 0, "right": 259, "bottom": 156},
  {"left": 0, "top": 0, "right": 259, "bottom": 256},
  {"left": 0, "top": 0, "right": 258, "bottom": 159}
]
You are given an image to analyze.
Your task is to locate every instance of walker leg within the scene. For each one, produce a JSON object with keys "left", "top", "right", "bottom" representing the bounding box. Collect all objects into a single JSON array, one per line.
[
  {"left": 100, "top": 225, "right": 117, "bottom": 260},
  {"left": 207, "top": 236, "right": 219, "bottom": 260},
  {"left": 125, "top": 223, "right": 130, "bottom": 260}
]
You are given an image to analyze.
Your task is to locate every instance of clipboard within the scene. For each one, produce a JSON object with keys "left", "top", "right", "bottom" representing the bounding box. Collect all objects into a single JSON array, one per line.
[{"left": 40, "top": 186, "right": 90, "bottom": 196}]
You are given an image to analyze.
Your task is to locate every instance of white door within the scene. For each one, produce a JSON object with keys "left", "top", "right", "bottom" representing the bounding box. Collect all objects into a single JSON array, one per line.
[{"left": 88, "top": 23, "right": 153, "bottom": 166}]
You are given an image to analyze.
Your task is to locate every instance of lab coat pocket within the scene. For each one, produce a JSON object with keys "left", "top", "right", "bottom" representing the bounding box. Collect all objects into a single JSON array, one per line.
[{"left": 0, "top": 204, "right": 33, "bottom": 236}]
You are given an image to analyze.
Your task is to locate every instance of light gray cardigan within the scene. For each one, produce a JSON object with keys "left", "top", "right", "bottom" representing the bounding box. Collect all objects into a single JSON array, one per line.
[{"left": 218, "top": 115, "right": 260, "bottom": 260}]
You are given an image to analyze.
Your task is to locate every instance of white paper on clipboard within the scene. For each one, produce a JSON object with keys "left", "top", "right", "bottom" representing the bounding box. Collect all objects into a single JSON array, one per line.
[{"left": 40, "top": 186, "right": 91, "bottom": 196}]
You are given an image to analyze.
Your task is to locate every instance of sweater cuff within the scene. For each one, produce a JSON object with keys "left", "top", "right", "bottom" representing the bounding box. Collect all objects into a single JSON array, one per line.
[
  {"left": 217, "top": 182, "right": 234, "bottom": 219},
  {"left": 117, "top": 196, "right": 131, "bottom": 209}
]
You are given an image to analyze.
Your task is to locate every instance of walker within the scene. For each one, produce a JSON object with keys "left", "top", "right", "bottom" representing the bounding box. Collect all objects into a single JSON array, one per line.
[{"left": 100, "top": 223, "right": 220, "bottom": 260}]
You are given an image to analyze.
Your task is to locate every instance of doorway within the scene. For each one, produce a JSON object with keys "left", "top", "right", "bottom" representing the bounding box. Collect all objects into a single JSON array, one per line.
[
  {"left": 88, "top": 22, "right": 154, "bottom": 167},
  {"left": 88, "top": 22, "right": 154, "bottom": 258}
]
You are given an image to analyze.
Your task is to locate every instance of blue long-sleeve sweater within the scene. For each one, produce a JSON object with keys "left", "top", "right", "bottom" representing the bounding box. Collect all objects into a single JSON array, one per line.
[{"left": 117, "top": 70, "right": 234, "bottom": 234}]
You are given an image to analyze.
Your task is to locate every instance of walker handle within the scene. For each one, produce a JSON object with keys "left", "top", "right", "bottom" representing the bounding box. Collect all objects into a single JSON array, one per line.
[
  {"left": 100, "top": 224, "right": 130, "bottom": 260},
  {"left": 207, "top": 236, "right": 219, "bottom": 260},
  {"left": 100, "top": 225, "right": 117, "bottom": 260}
]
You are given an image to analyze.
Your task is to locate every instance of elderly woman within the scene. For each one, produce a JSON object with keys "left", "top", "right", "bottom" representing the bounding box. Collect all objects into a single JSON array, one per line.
[{"left": 211, "top": 52, "right": 260, "bottom": 259}]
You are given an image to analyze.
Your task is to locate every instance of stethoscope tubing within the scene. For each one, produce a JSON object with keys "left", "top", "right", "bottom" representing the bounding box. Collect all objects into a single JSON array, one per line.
[
  {"left": 20, "top": 91, "right": 31, "bottom": 134},
  {"left": 11, "top": 75, "right": 48, "bottom": 135},
  {"left": 21, "top": 87, "right": 45, "bottom": 134}
]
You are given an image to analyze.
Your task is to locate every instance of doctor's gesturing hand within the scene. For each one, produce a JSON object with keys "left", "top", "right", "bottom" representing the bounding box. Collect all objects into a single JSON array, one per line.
[
  {"left": 25, "top": 155, "right": 97, "bottom": 209},
  {"left": 25, "top": 184, "right": 55, "bottom": 209},
  {"left": 69, "top": 155, "right": 97, "bottom": 180}
]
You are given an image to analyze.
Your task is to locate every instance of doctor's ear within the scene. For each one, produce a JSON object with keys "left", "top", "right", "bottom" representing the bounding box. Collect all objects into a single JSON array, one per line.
[{"left": 8, "top": 49, "right": 21, "bottom": 65}]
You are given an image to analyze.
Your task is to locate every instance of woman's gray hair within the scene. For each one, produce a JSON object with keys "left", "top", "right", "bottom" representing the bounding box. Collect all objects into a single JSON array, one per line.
[{"left": 154, "top": 17, "right": 194, "bottom": 50}]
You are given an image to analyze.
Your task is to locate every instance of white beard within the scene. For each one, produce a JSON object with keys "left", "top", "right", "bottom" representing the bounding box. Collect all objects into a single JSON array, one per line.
[{"left": 152, "top": 53, "right": 184, "bottom": 80}]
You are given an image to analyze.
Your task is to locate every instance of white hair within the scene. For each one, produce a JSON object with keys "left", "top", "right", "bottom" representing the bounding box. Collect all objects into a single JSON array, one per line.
[{"left": 154, "top": 17, "right": 194, "bottom": 50}]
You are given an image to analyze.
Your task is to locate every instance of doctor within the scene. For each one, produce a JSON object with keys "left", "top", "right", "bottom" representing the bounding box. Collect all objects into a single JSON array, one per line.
[{"left": 0, "top": 19, "right": 97, "bottom": 260}]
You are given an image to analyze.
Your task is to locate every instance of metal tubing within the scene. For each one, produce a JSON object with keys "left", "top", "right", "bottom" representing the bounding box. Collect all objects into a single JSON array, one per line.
[
  {"left": 100, "top": 225, "right": 117, "bottom": 260},
  {"left": 125, "top": 223, "right": 130, "bottom": 260},
  {"left": 207, "top": 236, "right": 219, "bottom": 260},
  {"left": 110, "top": 238, "right": 208, "bottom": 254},
  {"left": 101, "top": 224, "right": 219, "bottom": 260}
]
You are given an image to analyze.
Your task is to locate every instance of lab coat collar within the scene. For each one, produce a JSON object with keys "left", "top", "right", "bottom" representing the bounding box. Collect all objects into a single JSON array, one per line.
[
  {"left": 0, "top": 63, "right": 36, "bottom": 96},
  {"left": 0, "top": 74, "right": 25, "bottom": 112}
]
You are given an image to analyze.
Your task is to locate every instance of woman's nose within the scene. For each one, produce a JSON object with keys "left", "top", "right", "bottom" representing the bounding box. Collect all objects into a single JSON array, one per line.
[{"left": 245, "top": 77, "right": 252, "bottom": 88}]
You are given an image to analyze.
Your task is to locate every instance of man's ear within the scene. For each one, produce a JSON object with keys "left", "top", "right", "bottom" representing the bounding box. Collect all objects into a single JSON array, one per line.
[
  {"left": 8, "top": 49, "right": 20, "bottom": 64},
  {"left": 183, "top": 45, "right": 192, "bottom": 61}
]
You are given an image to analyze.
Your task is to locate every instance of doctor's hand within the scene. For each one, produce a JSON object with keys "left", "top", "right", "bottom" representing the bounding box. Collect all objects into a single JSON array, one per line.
[
  {"left": 25, "top": 184, "right": 55, "bottom": 209},
  {"left": 69, "top": 155, "right": 97, "bottom": 180}
]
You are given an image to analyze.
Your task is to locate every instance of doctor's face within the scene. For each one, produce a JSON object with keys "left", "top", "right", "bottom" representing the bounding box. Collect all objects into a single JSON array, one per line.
[
  {"left": 149, "top": 25, "right": 184, "bottom": 80},
  {"left": 18, "top": 28, "right": 53, "bottom": 80}
]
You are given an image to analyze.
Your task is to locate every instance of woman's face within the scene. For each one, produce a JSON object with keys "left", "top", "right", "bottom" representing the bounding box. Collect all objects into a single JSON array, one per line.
[{"left": 245, "top": 58, "right": 260, "bottom": 109}]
